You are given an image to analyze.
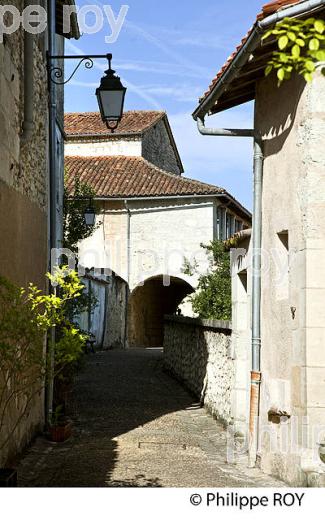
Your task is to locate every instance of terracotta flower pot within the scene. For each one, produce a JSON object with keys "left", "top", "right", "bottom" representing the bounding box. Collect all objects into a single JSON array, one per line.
[{"left": 49, "top": 421, "right": 73, "bottom": 443}]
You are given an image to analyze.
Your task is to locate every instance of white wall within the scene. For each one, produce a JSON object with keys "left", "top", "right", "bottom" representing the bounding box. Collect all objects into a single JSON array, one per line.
[
  {"left": 230, "top": 237, "right": 251, "bottom": 437},
  {"left": 128, "top": 200, "right": 215, "bottom": 290},
  {"left": 65, "top": 138, "right": 142, "bottom": 157},
  {"left": 230, "top": 70, "right": 325, "bottom": 487},
  {"left": 78, "top": 199, "right": 216, "bottom": 293}
]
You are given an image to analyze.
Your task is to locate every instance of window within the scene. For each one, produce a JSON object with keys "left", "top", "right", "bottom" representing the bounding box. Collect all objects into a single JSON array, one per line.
[
  {"left": 216, "top": 206, "right": 226, "bottom": 240},
  {"left": 235, "top": 219, "right": 243, "bottom": 233},
  {"left": 275, "top": 230, "right": 289, "bottom": 301},
  {"left": 225, "top": 213, "right": 236, "bottom": 239}
]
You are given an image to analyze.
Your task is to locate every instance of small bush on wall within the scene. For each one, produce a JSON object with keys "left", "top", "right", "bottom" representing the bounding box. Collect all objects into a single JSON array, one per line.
[{"left": 183, "top": 240, "right": 231, "bottom": 321}]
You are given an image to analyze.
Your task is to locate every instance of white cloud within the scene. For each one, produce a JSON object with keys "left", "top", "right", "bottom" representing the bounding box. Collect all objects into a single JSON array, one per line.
[
  {"left": 112, "top": 59, "right": 207, "bottom": 79},
  {"left": 135, "top": 84, "right": 202, "bottom": 103}
]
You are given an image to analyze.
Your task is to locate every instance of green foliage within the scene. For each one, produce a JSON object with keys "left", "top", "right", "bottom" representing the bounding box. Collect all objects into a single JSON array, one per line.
[
  {"left": 183, "top": 240, "right": 231, "bottom": 321},
  {"left": 51, "top": 404, "right": 65, "bottom": 426},
  {"left": 263, "top": 17, "right": 325, "bottom": 84},
  {"left": 0, "top": 267, "right": 87, "bottom": 452},
  {"left": 64, "top": 173, "right": 100, "bottom": 253}
]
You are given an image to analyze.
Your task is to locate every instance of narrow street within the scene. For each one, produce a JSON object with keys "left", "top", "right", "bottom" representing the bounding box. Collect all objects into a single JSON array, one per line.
[{"left": 18, "top": 349, "right": 283, "bottom": 487}]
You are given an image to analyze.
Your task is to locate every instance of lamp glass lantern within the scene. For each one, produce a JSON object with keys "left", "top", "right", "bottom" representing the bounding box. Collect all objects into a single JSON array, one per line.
[
  {"left": 96, "top": 53, "right": 127, "bottom": 131},
  {"left": 84, "top": 206, "right": 96, "bottom": 227}
]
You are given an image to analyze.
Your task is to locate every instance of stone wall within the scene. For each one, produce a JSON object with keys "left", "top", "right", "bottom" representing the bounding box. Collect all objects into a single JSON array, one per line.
[
  {"left": 76, "top": 270, "right": 128, "bottom": 350},
  {"left": 0, "top": 4, "right": 48, "bottom": 211},
  {"left": 142, "top": 118, "right": 182, "bottom": 175},
  {"left": 164, "top": 316, "right": 233, "bottom": 425},
  {"left": 0, "top": 3, "right": 50, "bottom": 464},
  {"left": 104, "top": 273, "right": 128, "bottom": 349}
]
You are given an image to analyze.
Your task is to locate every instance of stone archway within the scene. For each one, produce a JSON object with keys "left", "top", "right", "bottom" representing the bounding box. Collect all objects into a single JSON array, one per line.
[{"left": 128, "top": 275, "right": 194, "bottom": 348}]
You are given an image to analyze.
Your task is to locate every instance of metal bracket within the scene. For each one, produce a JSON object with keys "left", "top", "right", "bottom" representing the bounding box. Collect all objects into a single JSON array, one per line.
[{"left": 47, "top": 53, "right": 112, "bottom": 85}]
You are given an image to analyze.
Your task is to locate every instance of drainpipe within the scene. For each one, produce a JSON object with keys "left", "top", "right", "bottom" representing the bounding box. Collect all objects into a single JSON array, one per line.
[
  {"left": 21, "top": 1, "right": 34, "bottom": 143},
  {"left": 124, "top": 200, "right": 131, "bottom": 349},
  {"left": 46, "top": 0, "right": 58, "bottom": 426},
  {"left": 249, "top": 138, "right": 263, "bottom": 466},
  {"left": 197, "top": 117, "right": 263, "bottom": 466}
]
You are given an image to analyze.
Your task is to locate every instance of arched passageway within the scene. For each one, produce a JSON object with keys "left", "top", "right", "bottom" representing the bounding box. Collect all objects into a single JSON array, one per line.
[{"left": 128, "top": 275, "right": 194, "bottom": 348}]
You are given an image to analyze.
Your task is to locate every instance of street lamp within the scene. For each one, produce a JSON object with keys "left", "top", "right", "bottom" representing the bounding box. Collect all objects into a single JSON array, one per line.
[
  {"left": 84, "top": 205, "right": 96, "bottom": 227},
  {"left": 47, "top": 53, "right": 127, "bottom": 132},
  {"left": 96, "top": 54, "right": 127, "bottom": 131}
]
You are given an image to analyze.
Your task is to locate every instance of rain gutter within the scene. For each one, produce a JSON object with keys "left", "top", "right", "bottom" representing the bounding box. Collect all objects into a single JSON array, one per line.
[
  {"left": 192, "top": 0, "right": 325, "bottom": 467},
  {"left": 193, "top": 0, "right": 325, "bottom": 121},
  {"left": 94, "top": 194, "right": 252, "bottom": 220}
]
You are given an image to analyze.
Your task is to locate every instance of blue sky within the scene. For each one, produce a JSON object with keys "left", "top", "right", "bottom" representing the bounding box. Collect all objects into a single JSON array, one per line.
[{"left": 65, "top": 0, "right": 265, "bottom": 209}]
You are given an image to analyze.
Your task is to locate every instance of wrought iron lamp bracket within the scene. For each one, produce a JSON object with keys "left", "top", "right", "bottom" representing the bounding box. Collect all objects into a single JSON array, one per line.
[{"left": 47, "top": 53, "right": 112, "bottom": 86}]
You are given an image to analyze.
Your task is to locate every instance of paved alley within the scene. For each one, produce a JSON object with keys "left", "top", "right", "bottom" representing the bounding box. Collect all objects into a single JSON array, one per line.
[{"left": 17, "top": 349, "right": 284, "bottom": 487}]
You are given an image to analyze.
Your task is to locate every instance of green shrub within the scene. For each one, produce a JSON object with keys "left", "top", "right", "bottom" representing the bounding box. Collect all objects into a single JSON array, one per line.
[
  {"left": 0, "top": 267, "right": 87, "bottom": 453},
  {"left": 183, "top": 240, "right": 231, "bottom": 321}
]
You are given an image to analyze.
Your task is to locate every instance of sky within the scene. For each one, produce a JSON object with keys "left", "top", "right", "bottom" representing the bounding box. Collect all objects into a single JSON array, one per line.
[{"left": 64, "top": 0, "right": 265, "bottom": 210}]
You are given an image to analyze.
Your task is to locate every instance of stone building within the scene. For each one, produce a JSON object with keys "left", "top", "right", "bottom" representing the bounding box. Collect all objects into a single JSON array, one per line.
[
  {"left": 0, "top": 1, "right": 79, "bottom": 465},
  {"left": 65, "top": 111, "right": 251, "bottom": 349},
  {"left": 193, "top": 0, "right": 325, "bottom": 486}
]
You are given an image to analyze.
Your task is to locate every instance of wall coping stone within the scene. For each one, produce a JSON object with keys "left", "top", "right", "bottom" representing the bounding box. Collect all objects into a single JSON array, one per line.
[{"left": 164, "top": 314, "right": 232, "bottom": 332}]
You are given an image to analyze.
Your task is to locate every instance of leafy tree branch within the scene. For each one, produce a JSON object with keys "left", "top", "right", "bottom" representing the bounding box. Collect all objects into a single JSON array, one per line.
[
  {"left": 263, "top": 17, "right": 325, "bottom": 84},
  {"left": 64, "top": 172, "right": 100, "bottom": 253}
]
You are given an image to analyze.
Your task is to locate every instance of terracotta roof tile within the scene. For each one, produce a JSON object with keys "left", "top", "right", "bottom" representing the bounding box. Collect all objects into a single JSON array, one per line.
[
  {"left": 200, "top": 0, "right": 303, "bottom": 103},
  {"left": 65, "top": 156, "right": 225, "bottom": 198},
  {"left": 65, "top": 111, "right": 166, "bottom": 137}
]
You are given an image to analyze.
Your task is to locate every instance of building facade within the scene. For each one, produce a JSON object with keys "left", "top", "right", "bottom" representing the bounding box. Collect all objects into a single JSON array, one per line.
[
  {"left": 0, "top": 1, "right": 79, "bottom": 465},
  {"left": 194, "top": 0, "right": 325, "bottom": 486},
  {"left": 65, "top": 111, "right": 251, "bottom": 348}
]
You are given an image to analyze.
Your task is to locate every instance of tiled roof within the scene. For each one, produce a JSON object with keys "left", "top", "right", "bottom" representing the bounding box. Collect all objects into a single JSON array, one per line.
[
  {"left": 65, "top": 111, "right": 166, "bottom": 137},
  {"left": 65, "top": 156, "right": 226, "bottom": 198},
  {"left": 199, "top": 0, "right": 304, "bottom": 105}
]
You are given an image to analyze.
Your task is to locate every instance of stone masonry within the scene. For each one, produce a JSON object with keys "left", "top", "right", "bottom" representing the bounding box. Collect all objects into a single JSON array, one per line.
[{"left": 164, "top": 316, "right": 234, "bottom": 426}]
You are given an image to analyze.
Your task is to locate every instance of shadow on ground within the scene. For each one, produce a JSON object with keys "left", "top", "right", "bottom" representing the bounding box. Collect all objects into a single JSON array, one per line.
[{"left": 17, "top": 349, "right": 198, "bottom": 487}]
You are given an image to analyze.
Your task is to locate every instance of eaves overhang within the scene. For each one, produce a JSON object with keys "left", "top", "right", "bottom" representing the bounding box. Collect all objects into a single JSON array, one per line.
[
  {"left": 94, "top": 193, "right": 252, "bottom": 222},
  {"left": 192, "top": 0, "right": 325, "bottom": 120}
]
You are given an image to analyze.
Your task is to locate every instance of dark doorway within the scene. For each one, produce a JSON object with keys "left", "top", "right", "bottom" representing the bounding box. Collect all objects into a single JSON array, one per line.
[{"left": 128, "top": 275, "right": 194, "bottom": 348}]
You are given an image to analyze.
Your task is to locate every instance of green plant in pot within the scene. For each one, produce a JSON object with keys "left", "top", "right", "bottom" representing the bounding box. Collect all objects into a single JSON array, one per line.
[
  {"left": 48, "top": 404, "right": 72, "bottom": 443},
  {"left": 0, "top": 267, "right": 87, "bottom": 485}
]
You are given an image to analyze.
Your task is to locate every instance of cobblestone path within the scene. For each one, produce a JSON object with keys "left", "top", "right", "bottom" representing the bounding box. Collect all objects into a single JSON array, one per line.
[{"left": 17, "top": 349, "right": 284, "bottom": 487}]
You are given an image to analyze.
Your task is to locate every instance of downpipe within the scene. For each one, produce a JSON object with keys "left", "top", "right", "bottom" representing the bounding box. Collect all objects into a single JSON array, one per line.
[
  {"left": 124, "top": 200, "right": 131, "bottom": 350},
  {"left": 46, "top": 0, "right": 58, "bottom": 427},
  {"left": 249, "top": 138, "right": 263, "bottom": 467},
  {"left": 197, "top": 117, "right": 264, "bottom": 466},
  {"left": 21, "top": 1, "right": 34, "bottom": 143}
]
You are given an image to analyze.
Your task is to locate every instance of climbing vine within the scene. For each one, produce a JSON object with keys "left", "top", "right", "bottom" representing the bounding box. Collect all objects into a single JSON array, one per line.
[{"left": 263, "top": 17, "right": 325, "bottom": 84}]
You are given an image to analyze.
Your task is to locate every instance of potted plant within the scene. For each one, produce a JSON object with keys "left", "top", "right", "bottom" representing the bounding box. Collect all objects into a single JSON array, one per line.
[
  {"left": 48, "top": 405, "right": 72, "bottom": 443},
  {"left": 0, "top": 267, "right": 87, "bottom": 484}
]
